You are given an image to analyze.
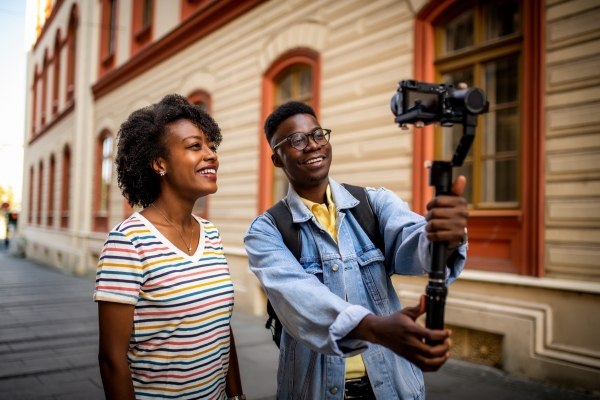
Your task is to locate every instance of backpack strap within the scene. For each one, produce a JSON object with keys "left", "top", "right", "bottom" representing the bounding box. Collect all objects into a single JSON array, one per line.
[
  {"left": 341, "top": 183, "right": 385, "bottom": 256},
  {"left": 265, "top": 200, "right": 301, "bottom": 260},
  {"left": 264, "top": 200, "right": 301, "bottom": 348}
]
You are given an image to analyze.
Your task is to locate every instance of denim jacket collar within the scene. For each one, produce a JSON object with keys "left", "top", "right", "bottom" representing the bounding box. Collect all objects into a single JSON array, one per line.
[{"left": 285, "top": 178, "right": 360, "bottom": 224}]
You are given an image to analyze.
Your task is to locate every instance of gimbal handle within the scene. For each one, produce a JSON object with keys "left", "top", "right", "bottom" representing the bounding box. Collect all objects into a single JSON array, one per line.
[{"left": 425, "top": 114, "right": 477, "bottom": 345}]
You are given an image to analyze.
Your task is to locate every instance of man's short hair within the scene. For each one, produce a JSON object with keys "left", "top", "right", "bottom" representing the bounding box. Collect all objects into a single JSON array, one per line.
[{"left": 264, "top": 101, "right": 317, "bottom": 146}]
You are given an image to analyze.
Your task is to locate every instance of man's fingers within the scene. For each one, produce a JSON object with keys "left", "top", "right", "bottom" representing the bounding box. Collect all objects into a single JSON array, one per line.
[
  {"left": 452, "top": 175, "right": 467, "bottom": 196},
  {"left": 400, "top": 296, "right": 426, "bottom": 320},
  {"left": 426, "top": 195, "right": 468, "bottom": 211}
]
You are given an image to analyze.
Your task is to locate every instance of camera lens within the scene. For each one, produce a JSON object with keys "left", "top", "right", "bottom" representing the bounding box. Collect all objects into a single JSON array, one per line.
[
  {"left": 390, "top": 91, "right": 402, "bottom": 116},
  {"left": 464, "top": 88, "right": 486, "bottom": 114}
]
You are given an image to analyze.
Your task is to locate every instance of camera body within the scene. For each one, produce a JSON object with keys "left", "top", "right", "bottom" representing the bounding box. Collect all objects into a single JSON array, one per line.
[{"left": 390, "top": 79, "right": 487, "bottom": 127}]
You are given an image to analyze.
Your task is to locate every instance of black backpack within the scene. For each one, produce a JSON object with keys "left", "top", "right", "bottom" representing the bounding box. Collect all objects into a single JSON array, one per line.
[{"left": 263, "top": 184, "right": 385, "bottom": 348}]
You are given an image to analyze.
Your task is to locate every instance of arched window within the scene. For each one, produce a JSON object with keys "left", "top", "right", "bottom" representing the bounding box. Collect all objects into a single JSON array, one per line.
[
  {"left": 37, "top": 161, "right": 44, "bottom": 225},
  {"left": 47, "top": 155, "right": 55, "bottom": 227},
  {"left": 52, "top": 30, "right": 61, "bottom": 116},
  {"left": 131, "top": 0, "right": 153, "bottom": 55},
  {"left": 41, "top": 49, "right": 49, "bottom": 126},
  {"left": 61, "top": 145, "right": 71, "bottom": 228},
  {"left": 28, "top": 166, "right": 34, "bottom": 224},
  {"left": 100, "top": 0, "right": 118, "bottom": 76},
  {"left": 66, "top": 5, "right": 78, "bottom": 103},
  {"left": 414, "top": 0, "right": 544, "bottom": 275},
  {"left": 31, "top": 65, "right": 39, "bottom": 136},
  {"left": 94, "top": 132, "right": 113, "bottom": 232},
  {"left": 188, "top": 90, "right": 212, "bottom": 219},
  {"left": 258, "top": 48, "right": 320, "bottom": 213}
]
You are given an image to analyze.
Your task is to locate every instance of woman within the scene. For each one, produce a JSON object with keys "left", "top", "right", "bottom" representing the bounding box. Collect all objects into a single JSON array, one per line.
[{"left": 94, "top": 94, "right": 245, "bottom": 400}]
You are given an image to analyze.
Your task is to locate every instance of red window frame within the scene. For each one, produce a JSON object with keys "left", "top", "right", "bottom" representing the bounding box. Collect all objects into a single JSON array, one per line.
[
  {"left": 131, "top": 0, "right": 154, "bottom": 55},
  {"left": 257, "top": 48, "right": 321, "bottom": 214},
  {"left": 99, "top": 0, "right": 118, "bottom": 76},
  {"left": 94, "top": 131, "right": 113, "bottom": 232},
  {"left": 65, "top": 4, "right": 78, "bottom": 103},
  {"left": 28, "top": 166, "right": 34, "bottom": 224},
  {"left": 47, "top": 154, "right": 55, "bottom": 227},
  {"left": 52, "top": 30, "right": 61, "bottom": 116},
  {"left": 413, "top": 0, "right": 545, "bottom": 276},
  {"left": 61, "top": 145, "right": 71, "bottom": 229},
  {"left": 37, "top": 161, "right": 44, "bottom": 225}
]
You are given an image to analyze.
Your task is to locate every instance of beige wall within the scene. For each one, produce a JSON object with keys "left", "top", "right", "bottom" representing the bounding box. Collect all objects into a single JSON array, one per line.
[{"left": 544, "top": 0, "right": 600, "bottom": 281}]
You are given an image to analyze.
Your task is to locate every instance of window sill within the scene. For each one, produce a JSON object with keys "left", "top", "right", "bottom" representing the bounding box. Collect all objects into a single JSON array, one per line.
[
  {"left": 134, "top": 25, "right": 152, "bottom": 43},
  {"left": 102, "top": 52, "right": 115, "bottom": 69}
]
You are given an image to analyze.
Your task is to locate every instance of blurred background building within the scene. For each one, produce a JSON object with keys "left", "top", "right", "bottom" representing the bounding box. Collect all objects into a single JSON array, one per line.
[{"left": 18, "top": 0, "right": 600, "bottom": 393}]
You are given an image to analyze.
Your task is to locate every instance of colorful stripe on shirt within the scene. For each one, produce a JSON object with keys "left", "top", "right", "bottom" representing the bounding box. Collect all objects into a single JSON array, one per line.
[{"left": 94, "top": 214, "right": 234, "bottom": 400}]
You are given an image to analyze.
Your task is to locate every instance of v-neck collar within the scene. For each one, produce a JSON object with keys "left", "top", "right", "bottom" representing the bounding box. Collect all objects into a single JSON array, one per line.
[{"left": 133, "top": 212, "right": 205, "bottom": 261}]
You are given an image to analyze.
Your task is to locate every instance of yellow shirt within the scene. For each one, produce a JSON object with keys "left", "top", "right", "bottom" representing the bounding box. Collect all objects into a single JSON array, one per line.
[{"left": 300, "top": 185, "right": 367, "bottom": 379}]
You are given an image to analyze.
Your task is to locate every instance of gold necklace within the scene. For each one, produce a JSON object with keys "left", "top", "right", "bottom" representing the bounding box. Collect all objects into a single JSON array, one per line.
[{"left": 151, "top": 203, "right": 194, "bottom": 255}]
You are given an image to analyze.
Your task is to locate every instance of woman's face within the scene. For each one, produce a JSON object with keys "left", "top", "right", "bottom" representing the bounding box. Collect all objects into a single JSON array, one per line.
[{"left": 159, "top": 119, "right": 218, "bottom": 201}]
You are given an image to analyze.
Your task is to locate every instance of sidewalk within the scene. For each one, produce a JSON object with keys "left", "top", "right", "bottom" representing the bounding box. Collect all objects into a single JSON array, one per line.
[{"left": 0, "top": 249, "right": 597, "bottom": 400}]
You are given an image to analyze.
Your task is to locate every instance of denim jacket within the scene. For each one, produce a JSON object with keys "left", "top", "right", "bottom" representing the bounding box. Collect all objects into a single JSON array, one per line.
[{"left": 244, "top": 178, "right": 466, "bottom": 400}]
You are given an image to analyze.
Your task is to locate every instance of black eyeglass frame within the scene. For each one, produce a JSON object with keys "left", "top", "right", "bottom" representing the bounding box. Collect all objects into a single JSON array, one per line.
[{"left": 272, "top": 128, "right": 332, "bottom": 152}]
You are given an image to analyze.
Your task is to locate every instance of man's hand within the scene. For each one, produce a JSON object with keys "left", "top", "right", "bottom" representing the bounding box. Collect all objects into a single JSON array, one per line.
[
  {"left": 425, "top": 175, "right": 469, "bottom": 248},
  {"left": 348, "top": 295, "right": 451, "bottom": 372}
]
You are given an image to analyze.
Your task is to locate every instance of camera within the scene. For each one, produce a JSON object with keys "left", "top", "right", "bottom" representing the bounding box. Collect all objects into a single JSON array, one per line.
[
  {"left": 390, "top": 79, "right": 489, "bottom": 343},
  {"left": 390, "top": 79, "right": 487, "bottom": 128}
]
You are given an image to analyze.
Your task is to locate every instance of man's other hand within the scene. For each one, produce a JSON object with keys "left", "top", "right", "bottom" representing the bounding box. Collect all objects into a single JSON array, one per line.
[
  {"left": 348, "top": 295, "right": 451, "bottom": 372},
  {"left": 425, "top": 175, "right": 469, "bottom": 248}
]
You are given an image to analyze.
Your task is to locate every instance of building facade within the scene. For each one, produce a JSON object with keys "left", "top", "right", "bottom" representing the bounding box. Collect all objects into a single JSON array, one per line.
[{"left": 19, "top": 0, "right": 600, "bottom": 393}]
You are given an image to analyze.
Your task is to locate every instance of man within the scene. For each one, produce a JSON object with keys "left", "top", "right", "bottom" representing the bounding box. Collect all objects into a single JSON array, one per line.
[{"left": 244, "top": 101, "right": 468, "bottom": 399}]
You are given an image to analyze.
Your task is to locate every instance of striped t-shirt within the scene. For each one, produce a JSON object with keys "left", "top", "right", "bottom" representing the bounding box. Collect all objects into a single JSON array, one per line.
[{"left": 94, "top": 212, "right": 234, "bottom": 400}]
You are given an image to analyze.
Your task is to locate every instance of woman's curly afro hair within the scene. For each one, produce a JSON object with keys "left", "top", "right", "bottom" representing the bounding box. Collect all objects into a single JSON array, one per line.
[{"left": 116, "top": 94, "right": 222, "bottom": 208}]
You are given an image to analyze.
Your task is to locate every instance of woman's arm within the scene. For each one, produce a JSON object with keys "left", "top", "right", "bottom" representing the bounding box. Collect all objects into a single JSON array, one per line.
[
  {"left": 98, "top": 301, "right": 136, "bottom": 400},
  {"left": 225, "top": 328, "right": 244, "bottom": 397}
]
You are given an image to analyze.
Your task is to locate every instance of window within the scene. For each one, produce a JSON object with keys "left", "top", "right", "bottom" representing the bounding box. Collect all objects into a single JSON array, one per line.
[
  {"left": 100, "top": 0, "right": 118, "bottom": 75},
  {"left": 414, "top": 0, "right": 544, "bottom": 275},
  {"left": 94, "top": 132, "right": 113, "bottom": 232},
  {"left": 37, "top": 161, "right": 43, "bottom": 225},
  {"left": 31, "top": 65, "right": 39, "bottom": 136},
  {"left": 28, "top": 167, "right": 34, "bottom": 224},
  {"left": 66, "top": 5, "right": 78, "bottom": 103},
  {"left": 47, "top": 155, "right": 55, "bottom": 227},
  {"left": 271, "top": 65, "right": 313, "bottom": 203},
  {"left": 41, "top": 50, "right": 49, "bottom": 126},
  {"left": 258, "top": 48, "right": 320, "bottom": 214},
  {"left": 52, "top": 31, "right": 61, "bottom": 116},
  {"left": 131, "top": 0, "right": 153, "bottom": 54},
  {"left": 61, "top": 145, "right": 71, "bottom": 228},
  {"left": 435, "top": 2, "right": 521, "bottom": 208},
  {"left": 188, "top": 90, "right": 212, "bottom": 219},
  {"left": 142, "top": 0, "right": 152, "bottom": 28}
]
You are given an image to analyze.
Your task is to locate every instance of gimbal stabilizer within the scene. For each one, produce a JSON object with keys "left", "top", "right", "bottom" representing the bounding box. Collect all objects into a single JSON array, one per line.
[{"left": 390, "top": 80, "right": 488, "bottom": 344}]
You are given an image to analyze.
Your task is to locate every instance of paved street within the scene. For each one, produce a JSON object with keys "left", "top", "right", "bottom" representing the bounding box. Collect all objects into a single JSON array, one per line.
[{"left": 0, "top": 248, "right": 598, "bottom": 400}]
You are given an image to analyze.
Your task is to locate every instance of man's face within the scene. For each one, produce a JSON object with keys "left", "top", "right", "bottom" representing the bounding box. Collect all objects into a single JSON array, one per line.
[{"left": 271, "top": 113, "right": 332, "bottom": 192}]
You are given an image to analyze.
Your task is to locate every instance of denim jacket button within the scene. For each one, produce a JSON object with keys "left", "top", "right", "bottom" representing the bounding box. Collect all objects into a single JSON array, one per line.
[
  {"left": 332, "top": 264, "right": 339, "bottom": 271},
  {"left": 330, "top": 387, "right": 338, "bottom": 394}
]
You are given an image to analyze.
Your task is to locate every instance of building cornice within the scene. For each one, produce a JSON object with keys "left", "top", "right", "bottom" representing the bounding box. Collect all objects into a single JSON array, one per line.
[
  {"left": 29, "top": 100, "right": 75, "bottom": 145},
  {"left": 92, "top": 0, "right": 266, "bottom": 100}
]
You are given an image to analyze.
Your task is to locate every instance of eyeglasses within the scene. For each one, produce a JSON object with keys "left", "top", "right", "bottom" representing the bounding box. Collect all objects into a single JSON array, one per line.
[{"left": 272, "top": 128, "right": 331, "bottom": 151}]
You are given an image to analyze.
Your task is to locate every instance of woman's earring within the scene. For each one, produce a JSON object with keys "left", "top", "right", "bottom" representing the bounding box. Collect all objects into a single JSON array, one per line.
[{"left": 160, "top": 171, "right": 165, "bottom": 176}]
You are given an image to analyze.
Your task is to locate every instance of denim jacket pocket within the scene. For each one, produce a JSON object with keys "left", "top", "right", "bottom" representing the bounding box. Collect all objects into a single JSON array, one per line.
[{"left": 357, "top": 249, "right": 390, "bottom": 313}]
